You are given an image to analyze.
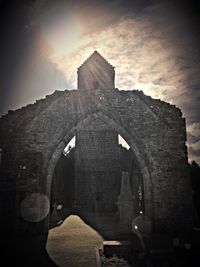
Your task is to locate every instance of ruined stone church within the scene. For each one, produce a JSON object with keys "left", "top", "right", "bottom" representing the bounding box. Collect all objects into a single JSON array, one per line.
[{"left": 0, "top": 51, "right": 193, "bottom": 238}]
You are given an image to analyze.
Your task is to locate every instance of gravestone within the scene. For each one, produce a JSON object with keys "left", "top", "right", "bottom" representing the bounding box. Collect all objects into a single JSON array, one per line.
[{"left": 118, "top": 171, "right": 134, "bottom": 225}]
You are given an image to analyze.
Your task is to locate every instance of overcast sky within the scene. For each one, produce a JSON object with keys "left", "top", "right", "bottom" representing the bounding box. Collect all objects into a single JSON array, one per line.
[{"left": 0, "top": 0, "right": 200, "bottom": 163}]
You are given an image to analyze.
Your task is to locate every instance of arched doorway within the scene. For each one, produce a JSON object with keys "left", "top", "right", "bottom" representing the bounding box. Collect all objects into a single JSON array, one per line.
[
  {"left": 44, "top": 111, "right": 153, "bottom": 235},
  {"left": 46, "top": 112, "right": 149, "bottom": 266}
]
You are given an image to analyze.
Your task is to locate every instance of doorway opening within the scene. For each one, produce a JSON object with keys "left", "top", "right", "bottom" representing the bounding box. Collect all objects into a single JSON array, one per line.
[
  {"left": 46, "top": 116, "right": 146, "bottom": 266},
  {"left": 49, "top": 117, "right": 145, "bottom": 232}
]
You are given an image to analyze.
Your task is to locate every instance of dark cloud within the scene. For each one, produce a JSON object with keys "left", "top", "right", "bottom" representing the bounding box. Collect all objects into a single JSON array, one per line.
[
  {"left": 188, "top": 144, "right": 200, "bottom": 157},
  {"left": 0, "top": 0, "right": 67, "bottom": 114},
  {"left": 187, "top": 133, "right": 199, "bottom": 144},
  {"left": 190, "top": 149, "right": 200, "bottom": 157}
]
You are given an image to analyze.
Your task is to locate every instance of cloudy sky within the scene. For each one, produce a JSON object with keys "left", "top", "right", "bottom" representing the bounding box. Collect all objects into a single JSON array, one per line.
[{"left": 0, "top": 0, "right": 200, "bottom": 163}]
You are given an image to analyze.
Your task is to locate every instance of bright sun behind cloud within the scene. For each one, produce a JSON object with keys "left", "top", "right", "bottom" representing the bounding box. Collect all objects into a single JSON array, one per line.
[{"left": 40, "top": 9, "right": 87, "bottom": 57}]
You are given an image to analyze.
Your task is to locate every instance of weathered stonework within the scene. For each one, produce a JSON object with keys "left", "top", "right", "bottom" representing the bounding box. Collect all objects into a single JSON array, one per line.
[{"left": 0, "top": 51, "right": 193, "bottom": 237}]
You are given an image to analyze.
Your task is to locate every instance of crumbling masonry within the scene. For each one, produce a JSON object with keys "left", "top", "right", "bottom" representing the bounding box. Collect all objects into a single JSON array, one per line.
[{"left": 0, "top": 51, "right": 193, "bottom": 237}]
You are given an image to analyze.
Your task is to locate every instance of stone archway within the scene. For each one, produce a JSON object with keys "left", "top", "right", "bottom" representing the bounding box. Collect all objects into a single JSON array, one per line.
[{"left": 44, "top": 111, "right": 153, "bottom": 231}]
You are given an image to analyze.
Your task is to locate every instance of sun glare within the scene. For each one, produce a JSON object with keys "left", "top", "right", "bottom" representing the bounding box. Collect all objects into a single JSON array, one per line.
[{"left": 41, "top": 11, "right": 85, "bottom": 57}]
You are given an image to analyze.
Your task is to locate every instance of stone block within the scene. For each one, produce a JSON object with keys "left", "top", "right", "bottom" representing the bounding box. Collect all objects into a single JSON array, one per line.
[{"left": 103, "top": 240, "right": 132, "bottom": 258}]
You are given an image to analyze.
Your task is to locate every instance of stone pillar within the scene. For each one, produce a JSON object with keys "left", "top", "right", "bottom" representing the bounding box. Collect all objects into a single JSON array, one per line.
[{"left": 118, "top": 171, "right": 134, "bottom": 225}]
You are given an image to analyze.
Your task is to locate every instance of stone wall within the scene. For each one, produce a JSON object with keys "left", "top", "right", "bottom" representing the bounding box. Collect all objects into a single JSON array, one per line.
[
  {"left": 0, "top": 86, "right": 193, "bottom": 235},
  {"left": 51, "top": 141, "right": 143, "bottom": 220},
  {"left": 74, "top": 118, "right": 120, "bottom": 212}
]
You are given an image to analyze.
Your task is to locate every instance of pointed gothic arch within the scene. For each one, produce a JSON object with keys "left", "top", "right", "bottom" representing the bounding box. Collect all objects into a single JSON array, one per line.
[{"left": 44, "top": 111, "right": 153, "bottom": 228}]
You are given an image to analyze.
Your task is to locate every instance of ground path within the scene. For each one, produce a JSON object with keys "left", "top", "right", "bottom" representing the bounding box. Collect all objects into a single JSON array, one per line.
[{"left": 46, "top": 215, "right": 104, "bottom": 267}]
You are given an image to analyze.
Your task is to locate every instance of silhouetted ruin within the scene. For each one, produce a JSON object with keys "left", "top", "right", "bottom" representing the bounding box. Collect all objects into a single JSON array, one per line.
[{"left": 0, "top": 51, "right": 194, "bottom": 265}]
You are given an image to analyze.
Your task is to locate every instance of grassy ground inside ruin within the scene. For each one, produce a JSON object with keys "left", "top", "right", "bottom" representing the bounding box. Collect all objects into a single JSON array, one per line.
[{"left": 46, "top": 215, "right": 104, "bottom": 267}]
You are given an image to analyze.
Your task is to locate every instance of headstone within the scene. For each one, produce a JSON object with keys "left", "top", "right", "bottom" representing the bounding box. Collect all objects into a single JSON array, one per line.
[
  {"left": 103, "top": 241, "right": 131, "bottom": 258},
  {"left": 118, "top": 171, "right": 134, "bottom": 225}
]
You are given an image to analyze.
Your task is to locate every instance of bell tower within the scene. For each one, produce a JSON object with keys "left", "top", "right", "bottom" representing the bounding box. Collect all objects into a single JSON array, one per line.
[
  {"left": 77, "top": 51, "right": 115, "bottom": 92},
  {"left": 74, "top": 51, "right": 120, "bottom": 213}
]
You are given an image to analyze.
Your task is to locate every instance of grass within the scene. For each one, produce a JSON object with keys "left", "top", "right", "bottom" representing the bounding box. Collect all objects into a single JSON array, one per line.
[{"left": 46, "top": 215, "right": 104, "bottom": 267}]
